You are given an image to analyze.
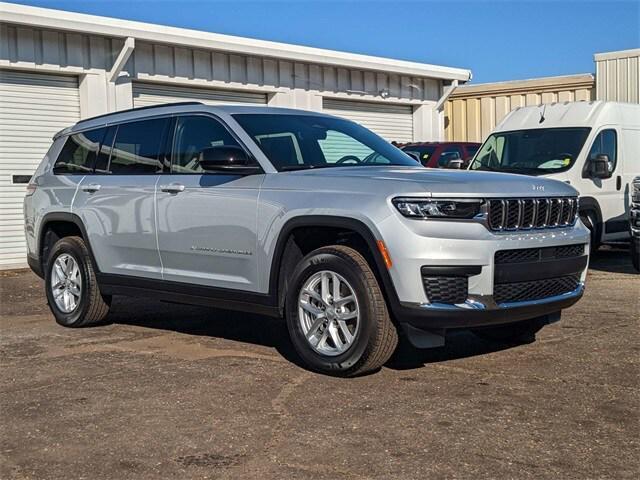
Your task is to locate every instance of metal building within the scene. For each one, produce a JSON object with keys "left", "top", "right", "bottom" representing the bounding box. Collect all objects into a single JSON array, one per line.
[
  {"left": 0, "top": 2, "right": 470, "bottom": 269},
  {"left": 595, "top": 49, "right": 640, "bottom": 103}
]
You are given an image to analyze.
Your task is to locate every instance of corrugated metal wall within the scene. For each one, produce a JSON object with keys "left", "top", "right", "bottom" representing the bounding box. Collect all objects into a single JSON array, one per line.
[
  {"left": 445, "top": 74, "right": 595, "bottom": 142},
  {"left": 595, "top": 49, "right": 640, "bottom": 103},
  {"left": 0, "top": 24, "right": 442, "bottom": 105}
]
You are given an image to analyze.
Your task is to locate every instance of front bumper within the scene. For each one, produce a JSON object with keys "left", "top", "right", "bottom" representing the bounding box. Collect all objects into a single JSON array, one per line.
[
  {"left": 378, "top": 214, "right": 590, "bottom": 329},
  {"left": 397, "top": 282, "right": 583, "bottom": 329}
]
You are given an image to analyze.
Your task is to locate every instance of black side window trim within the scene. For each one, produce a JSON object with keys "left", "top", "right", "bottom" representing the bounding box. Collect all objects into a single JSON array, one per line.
[{"left": 167, "top": 112, "right": 262, "bottom": 175}]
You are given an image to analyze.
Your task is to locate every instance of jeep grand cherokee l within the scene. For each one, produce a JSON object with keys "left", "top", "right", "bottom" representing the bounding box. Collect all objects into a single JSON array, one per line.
[{"left": 24, "top": 103, "right": 590, "bottom": 376}]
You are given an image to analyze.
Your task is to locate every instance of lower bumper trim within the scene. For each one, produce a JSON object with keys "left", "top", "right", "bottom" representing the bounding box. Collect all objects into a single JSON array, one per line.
[{"left": 396, "top": 284, "right": 584, "bottom": 329}]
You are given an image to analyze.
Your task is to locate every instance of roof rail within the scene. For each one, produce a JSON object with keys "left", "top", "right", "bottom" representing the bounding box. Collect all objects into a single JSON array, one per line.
[{"left": 75, "top": 101, "right": 205, "bottom": 125}]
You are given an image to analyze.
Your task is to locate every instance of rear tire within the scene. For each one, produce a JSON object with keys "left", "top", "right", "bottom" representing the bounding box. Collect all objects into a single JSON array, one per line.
[
  {"left": 45, "top": 236, "right": 111, "bottom": 327},
  {"left": 285, "top": 245, "right": 398, "bottom": 376}
]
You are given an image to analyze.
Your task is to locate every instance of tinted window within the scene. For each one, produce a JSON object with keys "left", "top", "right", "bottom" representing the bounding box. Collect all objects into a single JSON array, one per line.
[
  {"left": 94, "top": 126, "right": 116, "bottom": 174},
  {"left": 233, "top": 114, "right": 418, "bottom": 171},
  {"left": 53, "top": 128, "right": 105, "bottom": 174},
  {"left": 172, "top": 116, "right": 242, "bottom": 173},
  {"left": 109, "top": 118, "right": 169, "bottom": 174},
  {"left": 588, "top": 129, "right": 617, "bottom": 173}
]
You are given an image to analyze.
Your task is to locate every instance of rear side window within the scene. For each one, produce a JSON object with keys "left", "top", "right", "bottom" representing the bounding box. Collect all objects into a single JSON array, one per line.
[
  {"left": 108, "top": 118, "right": 169, "bottom": 174},
  {"left": 53, "top": 128, "right": 105, "bottom": 174}
]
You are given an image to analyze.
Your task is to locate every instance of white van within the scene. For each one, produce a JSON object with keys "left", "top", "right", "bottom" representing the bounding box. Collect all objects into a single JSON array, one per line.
[{"left": 469, "top": 101, "right": 640, "bottom": 247}]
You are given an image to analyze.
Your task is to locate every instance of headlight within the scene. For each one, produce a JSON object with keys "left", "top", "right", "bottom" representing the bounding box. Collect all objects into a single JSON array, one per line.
[{"left": 392, "top": 197, "right": 483, "bottom": 219}]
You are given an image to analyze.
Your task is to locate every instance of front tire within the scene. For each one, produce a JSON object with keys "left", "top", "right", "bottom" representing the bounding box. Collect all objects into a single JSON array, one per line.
[
  {"left": 45, "top": 236, "right": 111, "bottom": 327},
  {"left": 286, "top": 246, "right": 398, "bottom": 376}
]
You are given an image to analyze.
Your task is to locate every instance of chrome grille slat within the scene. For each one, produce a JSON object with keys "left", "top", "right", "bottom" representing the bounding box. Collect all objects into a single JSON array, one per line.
[{"left": 486, "top": 197, "right": 578, "bottom": 232}]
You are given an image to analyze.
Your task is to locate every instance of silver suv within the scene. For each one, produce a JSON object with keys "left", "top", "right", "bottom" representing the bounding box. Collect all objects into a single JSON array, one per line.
[{"left": 24, "top": 103, "right": 590, "bottom": 376}]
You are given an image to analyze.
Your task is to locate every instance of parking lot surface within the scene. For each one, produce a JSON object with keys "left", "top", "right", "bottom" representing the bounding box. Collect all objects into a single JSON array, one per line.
[{"left": 1, "top": 249, "right": 638, "bottom": 480}]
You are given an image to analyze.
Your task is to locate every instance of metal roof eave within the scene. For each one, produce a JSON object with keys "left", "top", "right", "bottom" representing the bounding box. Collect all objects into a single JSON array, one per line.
[{"left": 0, "top": 2, "right": 472, "bottom": 82}]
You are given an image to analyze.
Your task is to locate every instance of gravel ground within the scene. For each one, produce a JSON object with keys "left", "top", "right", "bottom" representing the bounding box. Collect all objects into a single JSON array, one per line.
[{"left": 0, "top": 247, "right": 638, "bottom": 479}]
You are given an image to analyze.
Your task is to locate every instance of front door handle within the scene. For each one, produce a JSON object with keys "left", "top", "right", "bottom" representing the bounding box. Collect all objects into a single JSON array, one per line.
[
  {"left": 160, "top": 183, "right": 185, "bottom": 194},
  {"left": 81, "top": 183, "right": 101, "bottom": 193}
]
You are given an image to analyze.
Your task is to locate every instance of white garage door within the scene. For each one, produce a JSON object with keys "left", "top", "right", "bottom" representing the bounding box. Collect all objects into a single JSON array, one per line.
[
  {"left": 133, "top": 83, "right": 268, "bottom": 108},
  {"left": 322, "top": 98, "right": 414, "bottom": 143},
  {"left": 0, "top": 70, "right": 80, "bottom": 268}
]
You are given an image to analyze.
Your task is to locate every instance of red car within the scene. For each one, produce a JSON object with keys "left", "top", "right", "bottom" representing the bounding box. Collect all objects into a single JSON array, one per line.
[{"left": 399, "top": 142, "right": 481, "bottom": 168}]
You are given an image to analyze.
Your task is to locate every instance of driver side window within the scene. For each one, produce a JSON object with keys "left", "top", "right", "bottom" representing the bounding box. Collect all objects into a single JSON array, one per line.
[
  {"left": 588, "top": 129, "right": 617, "bottom": 174},
  {"left": 172, "top": 116, "right": 241, "bottom": 173},
  {"left": 318, "top": 130, "right": 374, "bottom": 163}
]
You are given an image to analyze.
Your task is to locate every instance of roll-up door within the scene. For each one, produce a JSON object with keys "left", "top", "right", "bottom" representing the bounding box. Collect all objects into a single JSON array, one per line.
[
  {"left": 322, "top": 98, "right": 414, "bottom": 142},
  {"left": 0, "top": 70, "right": 80, "bottom": 268},
  {"left": 132, "top": 83, "right": 268, "bottom": 108}
]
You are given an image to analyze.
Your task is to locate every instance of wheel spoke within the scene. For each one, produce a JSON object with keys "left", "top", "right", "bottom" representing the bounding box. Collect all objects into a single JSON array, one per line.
[
  {"left": 65, "top": 257, "right": 74, "bottom": 276},
  {"left": 332, "top": 273, "right": 341, "bottom": 302},
  {"left": 320, "top": 272, "right": 331, "bottom": 303},
  {"left": 313, "top": 328, "right": 330, "bottom": 350},
  {"left": 302, "top": 288, "right": 324, "bottom": 305},
  {"left": 337, "top": 320, "right": 354, "bottom": 344},
  {"left": 68, "top": 283, "right": 81, "bottom": 297},
  {"left": 337, "top": 309, "right": 358, "bottom": 321},
  {"left": 54, "top": 262, "right": 66, "bottom": 281},
  {"left": 300, "top": 300, "right": 323, "bottom": 317},
  {"left": 52, "top": 281, "right": 64, "bottom": 290},
  {"left": 306, "top": 315, "right": 326, "bottom": 339},
  {"left": 327, "top": 322, "right": 345, "bottom": 351},
  {"left": 334, "top": 295, "right": 354, "bottom": 307}
]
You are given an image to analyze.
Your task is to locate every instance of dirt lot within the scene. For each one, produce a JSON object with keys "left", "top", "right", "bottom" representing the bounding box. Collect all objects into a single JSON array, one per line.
[{"left": 0, "top": 248, "right": 638, "bottom": 479}]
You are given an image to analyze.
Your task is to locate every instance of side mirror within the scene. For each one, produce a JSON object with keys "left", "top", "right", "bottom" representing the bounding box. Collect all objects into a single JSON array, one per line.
[
  {"left": 446, "top": 159, "right": 464, "bottom": 169},
  {"left": 198, "top": 146, "right": 261, "bottom": 175},
  {"left": 590, "top": 154, "right": 611, "bottom": 179}
]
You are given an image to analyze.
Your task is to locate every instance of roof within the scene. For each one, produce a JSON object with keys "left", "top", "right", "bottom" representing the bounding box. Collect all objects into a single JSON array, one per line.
[
  {"left": 55, "top": 104, "right": 339, "bottom": 138},
  {"left": 450, "top": 74, "right": 594, "bottom": 99},
  {"left": 494, "top": 101, "right": 640, "bottom": 132},
  {"left": 0, "top": 2, "right": 471, "bottom": 82}
]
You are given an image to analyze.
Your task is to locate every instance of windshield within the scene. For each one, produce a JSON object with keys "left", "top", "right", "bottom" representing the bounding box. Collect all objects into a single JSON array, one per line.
[
  {"left": 233, "top": 114, "right": 419, "bottom": 171},
  {"left": 469, "top": 127, "right": 591, "bottom": 174}
]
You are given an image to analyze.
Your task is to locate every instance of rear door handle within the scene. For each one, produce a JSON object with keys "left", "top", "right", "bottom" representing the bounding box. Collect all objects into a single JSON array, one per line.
[
  {"left": 81, "top": 183, "right": 101, "bottom": 193},
  {"left": 160, "top": 183, "right": 185, "bottom": 194}
]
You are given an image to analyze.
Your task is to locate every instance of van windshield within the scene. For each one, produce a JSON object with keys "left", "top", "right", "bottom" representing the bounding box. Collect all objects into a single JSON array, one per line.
[
  {"left": 233, "top": 114, "right": 419, "bottom": 171},
  {"left": 469, "top": 127, "right": 591, "bottom": 175}
]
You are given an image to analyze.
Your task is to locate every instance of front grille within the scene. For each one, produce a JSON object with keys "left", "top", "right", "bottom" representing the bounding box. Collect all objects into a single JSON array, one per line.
[
  {"left": 423, "top": 276, "right": 467, "bottom": 304},
  {"left": 487, "top": 197, "right": 578, "bottom": 232},
  {"left": 494, "top": 275, "right": 580, "bottom": 304},
  {"left": 495, "top": 244, "right": 585, "bottom": 264}
]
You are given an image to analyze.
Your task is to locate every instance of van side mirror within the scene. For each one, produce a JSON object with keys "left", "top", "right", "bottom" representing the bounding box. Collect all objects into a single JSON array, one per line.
[
  {"left": 590, "top": 154, "right": 611, "bottom": 179},
  {"left": 198, "top": 146, "right": 261, "bottom": 175}
]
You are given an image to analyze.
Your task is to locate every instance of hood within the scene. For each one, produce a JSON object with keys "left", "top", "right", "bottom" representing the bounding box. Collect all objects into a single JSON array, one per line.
[{"left": 282, "top": 166, "right": 578, "bottom": 198}]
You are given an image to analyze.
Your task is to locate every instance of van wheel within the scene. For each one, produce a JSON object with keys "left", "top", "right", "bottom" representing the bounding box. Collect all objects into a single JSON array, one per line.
[
  {"left": 286, "top": 246, "right": 398, "bottom": 376},
  {"left": 45, "top": 236, "right": 111, "bottom": 327},
  {"left": 473, "top": 318, "right": 545, "bottom": 344}
]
